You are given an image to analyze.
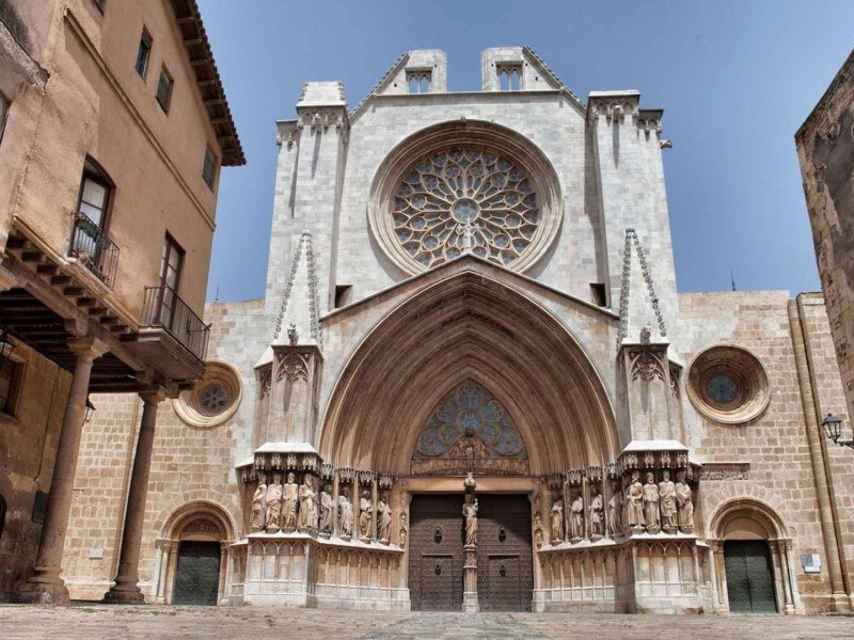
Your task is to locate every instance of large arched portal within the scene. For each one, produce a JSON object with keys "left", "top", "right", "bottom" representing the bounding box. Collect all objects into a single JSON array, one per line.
[
  {"left": 320, "top": 267, "right": 619, "bottom": 474},
  {"left": 317, "top": 267, "right": 618, "bottom": 610}
]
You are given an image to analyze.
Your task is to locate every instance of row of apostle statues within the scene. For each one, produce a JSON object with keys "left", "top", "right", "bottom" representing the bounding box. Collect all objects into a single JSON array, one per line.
[
  {"left": 250, "top": 474, "right": 399, "bottom": 544},
  {"left": 537, "top": 469, "right": 694, "bottom": 547}
]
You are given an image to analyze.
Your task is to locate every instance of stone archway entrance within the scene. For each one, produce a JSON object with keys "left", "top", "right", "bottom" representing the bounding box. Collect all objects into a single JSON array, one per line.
[
  {"left": 154, "top": 501, "right": 236, "bottom": 605},
  {"left": 709, "top": 498, "right": 801, "bottom": 615}
]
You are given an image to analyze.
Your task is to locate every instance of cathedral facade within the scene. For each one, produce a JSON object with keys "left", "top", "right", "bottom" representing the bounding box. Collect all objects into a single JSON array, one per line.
[{"left": 60, "top": 48, "right": 854, "bottom": 614}]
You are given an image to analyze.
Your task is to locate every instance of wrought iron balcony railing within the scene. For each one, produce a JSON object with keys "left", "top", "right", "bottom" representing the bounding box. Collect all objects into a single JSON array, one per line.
[
  {"left": 142, "top": 286, "right": 209, "bottom": 361},
  {"left": 68, "top": 213, "right": 120, "bottom": 288}
]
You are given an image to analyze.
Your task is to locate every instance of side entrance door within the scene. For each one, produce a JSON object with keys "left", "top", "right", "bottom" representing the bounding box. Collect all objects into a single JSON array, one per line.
[
  {"left": 409, "top": 494, "right": 464, "bottom": 611},
  {"left": 172, "top": 541, "right": 221, "bottom": 605},
  {"left": 724, "top": 540, "right": 777, "bottom": 613},
  {"left": 476, "top": 494, "right": 533, "bottom": 611}
]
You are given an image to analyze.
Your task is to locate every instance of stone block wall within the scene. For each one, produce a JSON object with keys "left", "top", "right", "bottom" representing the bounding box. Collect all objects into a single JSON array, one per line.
[
  {"left": 796, "top": 50, "right": 854, "bottom": 432},
  {"left": 0, "top": 340, "right": 70, "bottom": 601},
  {"left": 676, "top": 290, "right": 852, "bottom": 611}
]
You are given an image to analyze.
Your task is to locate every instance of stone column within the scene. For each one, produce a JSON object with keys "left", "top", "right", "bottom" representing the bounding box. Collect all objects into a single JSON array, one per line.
[
  {"left": 15, "top": 337, "right": 103, "bottom": 604},
  {"left": 462, "top": 474, "right": 479, "bottom": 612},
  {"left": 105, "top": 389, "right": 164, "bottom": 603}
]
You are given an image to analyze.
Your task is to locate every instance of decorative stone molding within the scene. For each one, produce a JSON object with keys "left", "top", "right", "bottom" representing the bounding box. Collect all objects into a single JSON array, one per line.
[
  {"left": 700, "top": 462, "right": 751, "bottom": 481},
  {"left": 173, "top": 361, "right": 242, "bottom": 428},
  {"left": 687, "top": 345, "right": 770, "bottom": 425},
  {"left": 617, "top": 229, "right": 668, "bottom": 345}
]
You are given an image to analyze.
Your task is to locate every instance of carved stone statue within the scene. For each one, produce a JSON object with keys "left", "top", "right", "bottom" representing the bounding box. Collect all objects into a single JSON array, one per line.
[
  {"left": 590, "top": 493, "right": 604, "bottom": 538},
  {"left": 658, "top": 470, "right": 677, "bottom": 533},
  {"left": 569, "top": 495, "right": 585, "bottom": 541},
  {"left": 319, "top": 484, "right": 334, "bottom": 533},
  {"left": 463, "top": 497, "right": 478, "bottom": 547},
  {"left": 626, "top": 472, "right": 645, "bottom": 531},
  {"left": 298, "top": 475, "right": 318, "bottom": 531},
  {"left": 338, "top": 487, "right": 353, "bottom": 538},
  {"left": 399, "top": 512, "right": 408, "bottom": 548},
  {"left": 643, "top": 472, "right": 661, "bottom": 533},
  {"left": 250, "top": 482, "right": 267, "bottom": 531},
  {"left": 358, "top": 490, "right": 372, "bottom": 540},
  {"left": 377, "top": 494, "right": 392, "bottom": 543},
  {"left": 265, "top": 479, "right": 283, "bottom": 532},
  {"left": 675, "top": 471, "right": 694, "bottom": 533},
  {"left": 533, "top": 511, "right": 544, "bottom": 549},
  {"left": 607, "top": 488, "right": 622, "bottom": 537},
  {"left": 550, "top": 498, "right": 564, "bottom": 543}
]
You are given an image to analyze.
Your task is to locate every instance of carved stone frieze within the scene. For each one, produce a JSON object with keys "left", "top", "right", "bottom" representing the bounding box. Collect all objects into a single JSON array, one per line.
[
  {"left": 629, "top": 349, "right": 666, "bottom": 383},
  {"left": 700, "top": 462, "right": 750, "bottom": 481},
  {"left": 275, "top": 350, "right": 310, "bottom": 383}
]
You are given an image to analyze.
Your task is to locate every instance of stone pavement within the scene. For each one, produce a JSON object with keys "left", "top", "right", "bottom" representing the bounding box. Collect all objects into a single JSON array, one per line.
[{"left": 1, "top": 605, "right": 853, "bottom": 640}]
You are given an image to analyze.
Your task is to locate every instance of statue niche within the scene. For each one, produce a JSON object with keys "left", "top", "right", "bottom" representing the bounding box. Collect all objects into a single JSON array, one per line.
[{"left": 410, "top": 381, "right": 529, "bottom": 476}]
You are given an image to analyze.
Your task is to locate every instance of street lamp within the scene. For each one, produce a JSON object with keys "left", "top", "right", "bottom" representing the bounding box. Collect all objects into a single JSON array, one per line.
[{"left": 822, "top": 413, "right": 854, "bottom": 450}]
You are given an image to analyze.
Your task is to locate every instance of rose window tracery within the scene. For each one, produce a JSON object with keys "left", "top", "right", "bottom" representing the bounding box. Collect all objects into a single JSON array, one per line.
[{"left": 392, "top": 148, "right": 541, "bottom": 269}]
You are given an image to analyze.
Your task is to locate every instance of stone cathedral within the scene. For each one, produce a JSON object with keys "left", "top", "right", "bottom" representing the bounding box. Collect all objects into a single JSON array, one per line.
[{"left": 61, "top": 48, "right": 854, "bottom": 615}]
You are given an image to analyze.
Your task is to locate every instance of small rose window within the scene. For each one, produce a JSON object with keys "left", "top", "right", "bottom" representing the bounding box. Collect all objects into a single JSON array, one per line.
[{"left": 174, "top": 361, "right": 242, "bottom": 428}]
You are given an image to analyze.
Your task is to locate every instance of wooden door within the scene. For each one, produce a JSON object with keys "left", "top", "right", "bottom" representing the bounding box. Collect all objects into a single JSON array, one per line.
[
  {"left": 724, "top": 541, "right": 777, "bottom": 613},
  {"left": 172, "top": 541, "right": 221, "bottom": 606},
  {"left": 408, "top": 494, "right": 464, "bottom": 611},
  {"left": 476, "top": 494, "right": 533, "bottom": 611}
]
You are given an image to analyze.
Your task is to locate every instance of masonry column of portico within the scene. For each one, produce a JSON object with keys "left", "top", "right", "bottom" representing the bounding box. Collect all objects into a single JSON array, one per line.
[
  {"left": 15, "top": 337, "right": 104, "bottom": 604},
  {"left": 104, "top": 388, "right": 166, "bottom": 603}
]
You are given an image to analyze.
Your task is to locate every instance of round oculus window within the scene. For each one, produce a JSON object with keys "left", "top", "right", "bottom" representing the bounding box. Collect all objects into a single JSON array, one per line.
[
  {"left": 173, "top": 361, "right": 242, "bottom": 428},
  {"left": 687, "top": 346, "right": 769, "bottom": 424}
]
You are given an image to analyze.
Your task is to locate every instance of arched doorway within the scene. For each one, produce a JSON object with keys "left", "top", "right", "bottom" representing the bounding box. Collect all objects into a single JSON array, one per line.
[
  {"left": 154, "top": 501, "right": 236, "bottom": 606},
  {"left": 319, "top": 267, "right": 619, "bottom": 611},
  {"left": 709, "top": 498, "right": 801, "bottom": 614}
]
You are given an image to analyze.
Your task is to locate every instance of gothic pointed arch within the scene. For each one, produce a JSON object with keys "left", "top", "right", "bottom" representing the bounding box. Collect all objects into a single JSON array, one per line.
[{"left": 319, "top": 264, "right": 618, "bottom": 474}]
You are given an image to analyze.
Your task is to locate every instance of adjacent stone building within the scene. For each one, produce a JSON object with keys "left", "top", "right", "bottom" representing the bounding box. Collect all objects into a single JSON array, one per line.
[
  {"left": 0, "top": 0, "right": 243, "bottom": 603},
  {"left": 796, "top": 49, "right": 854, "bottom": 438},
  {"left": 61, "top": 48, "right": 853, "bottom": 614}
]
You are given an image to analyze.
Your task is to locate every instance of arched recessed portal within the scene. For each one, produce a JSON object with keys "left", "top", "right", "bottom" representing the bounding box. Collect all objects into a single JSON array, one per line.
[
  {"left": 320, "top": 267, "right": 618, "bottom": 474},
  {"left": 709, "top": 498, "right": 800, "bottom": 615},
  {"left": 153, "top": 501, "right": 236, "bottom": 606}
]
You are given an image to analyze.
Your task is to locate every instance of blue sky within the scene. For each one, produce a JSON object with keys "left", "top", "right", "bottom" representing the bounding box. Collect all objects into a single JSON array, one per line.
[{"left": 198, "top": 0, "right": 853, "bottom": 302}]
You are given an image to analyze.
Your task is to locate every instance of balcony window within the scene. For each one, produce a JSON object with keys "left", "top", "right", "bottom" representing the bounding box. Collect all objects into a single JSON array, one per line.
[
  {"left": 156, "top": 65, "right": 174, "bottom": 113},
  {"left": 70, "top": 158, "right": 119, "bottom": 286},
  {"left": 160, "top": 233, "right": 184, "bottom": 319},
  {"left": 202, "top": 147, "right": 218, "bottom": 189},
  {"left": 135, "top": 27, "right": 153, "bottom": 78},
  {"left": 142, "top": 233, "right": 209, "bottom": 360}
]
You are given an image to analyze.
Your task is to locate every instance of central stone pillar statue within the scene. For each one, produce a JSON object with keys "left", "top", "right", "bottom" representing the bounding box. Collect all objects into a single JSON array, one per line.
[{"left": 462, "top": 472, "right": 479, "bottom": 613}]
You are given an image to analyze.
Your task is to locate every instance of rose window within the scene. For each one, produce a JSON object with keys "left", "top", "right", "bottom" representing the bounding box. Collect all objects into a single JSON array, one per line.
[{"left": 391, "top": 147, "right": 540, "bottom": 269}]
